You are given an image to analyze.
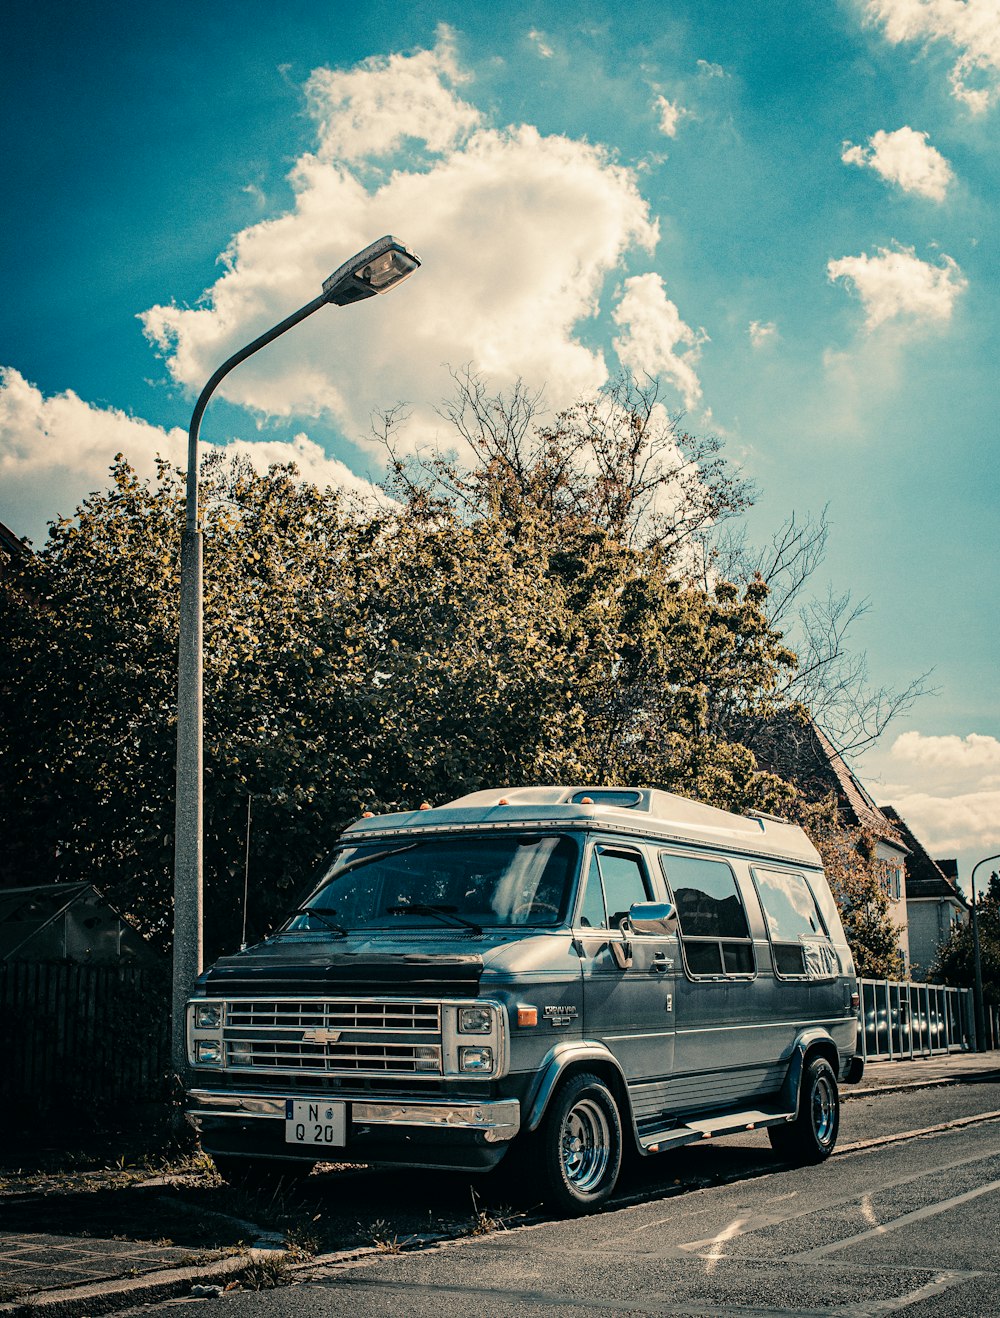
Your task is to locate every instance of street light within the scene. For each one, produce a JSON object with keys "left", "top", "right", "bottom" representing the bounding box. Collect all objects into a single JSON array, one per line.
[
  {"left": 171, "top": 236, "right": 420, "bottom": 1072},
  {"left": 969, "top": 852, "right": 999, "bottom": 1053}
]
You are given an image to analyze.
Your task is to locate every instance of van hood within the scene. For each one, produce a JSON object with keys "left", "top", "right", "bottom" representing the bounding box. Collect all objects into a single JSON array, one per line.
[{"left": 199, "top": 930, "right": 497, "bottom": 997}]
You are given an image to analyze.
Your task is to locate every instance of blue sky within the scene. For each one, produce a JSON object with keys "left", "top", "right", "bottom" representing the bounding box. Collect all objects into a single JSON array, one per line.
[{"left": 2, "top": 0, "right": 998, "bottom": 885}]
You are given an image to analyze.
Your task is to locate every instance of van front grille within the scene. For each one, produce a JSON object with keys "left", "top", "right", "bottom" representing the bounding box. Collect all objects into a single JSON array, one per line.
[{"left": 220, "top": 997, "right": 443, "bottom": 1078}]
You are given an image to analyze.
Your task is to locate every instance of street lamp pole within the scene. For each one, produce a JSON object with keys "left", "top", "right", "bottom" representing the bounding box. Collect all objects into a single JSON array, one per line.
[
  {"left": 170, "top": 237, "right": 420, "bottom": 1073},
  {"left": 969, "top": 852, "right": 999, "bottom": 1053}
]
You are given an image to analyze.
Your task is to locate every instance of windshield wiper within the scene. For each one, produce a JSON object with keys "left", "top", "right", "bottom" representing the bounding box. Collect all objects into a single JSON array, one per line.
[
  {"left": 332, "top": 843, "right": 419, "bottom": 879},
  {"left": 386, "top": 903, "right": 483, "bottom": 935},
  {"left": 289, "top": 907, "right": 349, "bottom": 937}
]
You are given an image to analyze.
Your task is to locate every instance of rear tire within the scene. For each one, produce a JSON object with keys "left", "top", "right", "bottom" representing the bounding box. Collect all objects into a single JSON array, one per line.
[
  {"left": 537, "top": 1072, "right": 622, "bottom": 1214},
  {"left": 768, "top": 1057, "right": 839, "bottom": 1163}
]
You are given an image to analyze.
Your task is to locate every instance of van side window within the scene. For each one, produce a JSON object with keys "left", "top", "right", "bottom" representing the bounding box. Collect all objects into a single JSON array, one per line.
[
  {"left": 660, "top": 853, "right": 754, "bottom": 977},
  {"left": 578, "top": 853, "right": 609, "bottom": 928},
  {"left": 598, "top": 849, "right": 652, "bottom": 926},
  {"left": 578, "top": 847, "right": 651, "bottom": 928},
  {"left": 752, "top": 867, "right": 838, "bottom": 979}
]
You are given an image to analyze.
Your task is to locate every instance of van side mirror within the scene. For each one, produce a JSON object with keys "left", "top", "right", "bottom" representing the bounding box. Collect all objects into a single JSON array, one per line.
[{"left": 629, "top": 901, "right": 677, "bottom": 935}]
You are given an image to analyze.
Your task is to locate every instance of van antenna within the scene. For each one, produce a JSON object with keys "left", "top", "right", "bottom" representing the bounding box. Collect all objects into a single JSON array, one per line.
[{"left": 240, "top": 794, "right": 252, "bottom": 950}]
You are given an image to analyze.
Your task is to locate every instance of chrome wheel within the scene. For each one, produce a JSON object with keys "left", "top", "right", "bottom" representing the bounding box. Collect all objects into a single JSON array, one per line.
[
  {"left": 561, "top": 1096, "right": 612, "bottom": 1193},
  {"left": 811, "top": 1071, "right": 836, "bottom": 1147},
  {"left": 768, "top": 1056, "right": 839, "bottom": 1163},
  {"left": 540, "top": 1072, "right": 623, "bottom": 1212}
]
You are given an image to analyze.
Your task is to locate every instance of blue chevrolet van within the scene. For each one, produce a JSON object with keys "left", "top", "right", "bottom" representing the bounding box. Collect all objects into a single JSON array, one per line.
[{"left": 186, "top": 786, "right": 863, "bottom": 1212}]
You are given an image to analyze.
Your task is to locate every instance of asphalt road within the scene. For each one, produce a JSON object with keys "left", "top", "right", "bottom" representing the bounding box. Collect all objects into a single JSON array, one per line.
[{"left": 148, "top": 1081, "right": 1000, "bottom": 1317}]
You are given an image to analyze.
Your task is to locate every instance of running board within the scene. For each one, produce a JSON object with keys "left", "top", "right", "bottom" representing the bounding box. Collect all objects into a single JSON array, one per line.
[{"left": 639, "top": 1105, "right": 795, "bottom": 1153}]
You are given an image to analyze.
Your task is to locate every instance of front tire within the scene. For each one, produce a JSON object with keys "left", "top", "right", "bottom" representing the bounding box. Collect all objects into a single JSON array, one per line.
[
  {"left": 538, "top": 1072, "right": 622, "bottom": 1214},
  {"left": 769, "top": 1056, "right": 839, "bottom": 1163}
]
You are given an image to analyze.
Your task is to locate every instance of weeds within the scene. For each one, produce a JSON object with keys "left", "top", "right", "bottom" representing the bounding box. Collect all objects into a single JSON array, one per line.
[
  {"left": 366, "top": 1218, "right": 406, "bottom": 1254},
  {"left": 466, "top": 1186, "right": 516, "bottom": 1237},
  {"left": 238, "top": 1254, "right": 289, "bottom": 1290}
]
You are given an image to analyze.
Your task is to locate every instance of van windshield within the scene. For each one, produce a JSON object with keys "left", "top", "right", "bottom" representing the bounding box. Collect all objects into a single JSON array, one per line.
[{"left": 284, "top": 833, "right": 580, "bottom": 934}]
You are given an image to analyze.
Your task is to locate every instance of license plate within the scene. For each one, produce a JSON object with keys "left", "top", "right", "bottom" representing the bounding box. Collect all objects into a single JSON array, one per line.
[{"left": 284, "top": 1099, "right": 347, "bottom": 1146}]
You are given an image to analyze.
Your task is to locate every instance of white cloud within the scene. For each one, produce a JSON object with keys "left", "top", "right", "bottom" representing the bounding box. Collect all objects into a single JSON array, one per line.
[
  {"left": 841, "top": 126, "right": 954, "bottom": 200},
  {"left": 0, "top": 367, "right": 382, "bottom": 543},
  {"left": 697, "top": 59, "right": 726, "bottom": 78},
  {"left": 890, "top": 730, "right": 1000, "bottom": 787},
  {"left": 611, "top": 273, "right": 705, "bottom": 410},
  {"left": 141, "top": 31, "right": 665, "bottom": 462},
  {"left": 305, "top": 25, "right": 480, "bottom": 161},
  {"left": 827, "top": 244, "right": 967, "bottom": 330},
  {"left": 863, "top": 0, "right": 1000, "bottom": 112},
  {"left": 749, "top": 320, "right": 779, "bottom": 348},
  {"left": 654, "top": 95, "right": 687, "bottom": 138},
  {"left": 873, "top": 731, "right": 1000, "bottom": 867},
  {"left": 527, "top": 29, "right": 555, "bottom": 59}
]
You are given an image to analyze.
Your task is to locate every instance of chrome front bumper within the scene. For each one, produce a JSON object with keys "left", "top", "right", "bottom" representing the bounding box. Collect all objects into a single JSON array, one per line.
[{"left": 186, "top": 1089, "right": 521, "bottom": 1144}]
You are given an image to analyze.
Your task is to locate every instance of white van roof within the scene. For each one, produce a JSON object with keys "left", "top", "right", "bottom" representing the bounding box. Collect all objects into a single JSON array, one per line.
[{"left": 341, "top": 785, "right": 821, "bottom": 869}]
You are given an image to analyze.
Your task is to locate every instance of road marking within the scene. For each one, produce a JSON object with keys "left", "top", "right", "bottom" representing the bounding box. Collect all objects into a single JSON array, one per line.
[
  {"left": 790, "top": 1178, "right": 1000, "bottom": 1261},
  {"left": 700, "top": 1217, "right": 748, "bottom": 1275},
  {"left": 677, "top": 1139, "right": 1000, "bottom": 1254}
]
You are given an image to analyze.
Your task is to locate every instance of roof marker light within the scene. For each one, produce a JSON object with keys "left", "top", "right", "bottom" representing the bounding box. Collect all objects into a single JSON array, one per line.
[
  {"left": 361, "top": 811, "right": 374, "bottom": 819},
  {"left": 419, "top": 803, "right": 431, "bottom": 811},
  {"left": 498, "top": 798, "right": 510, "bottom": 805},
  {"left": 580, "top": 796, "right": 594, "bottom": 805}
]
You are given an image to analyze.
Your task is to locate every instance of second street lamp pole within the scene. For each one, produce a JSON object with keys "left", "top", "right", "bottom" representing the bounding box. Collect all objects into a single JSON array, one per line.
[
  {"left": 171, "top": 237, "right": 420, "bottom": 1074},
  {"left": 969, "top": 852, "right": 999, "bottom": 1053}
]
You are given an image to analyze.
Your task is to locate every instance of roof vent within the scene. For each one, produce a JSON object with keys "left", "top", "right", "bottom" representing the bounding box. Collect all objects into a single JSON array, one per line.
[{"left": 569, "top": 789, "right": 643, "bottom": 809}]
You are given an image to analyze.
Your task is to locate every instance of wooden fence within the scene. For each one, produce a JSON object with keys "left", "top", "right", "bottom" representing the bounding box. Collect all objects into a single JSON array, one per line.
[{"left": 0, "top": 960, "right": 172, "bottom": 1130}]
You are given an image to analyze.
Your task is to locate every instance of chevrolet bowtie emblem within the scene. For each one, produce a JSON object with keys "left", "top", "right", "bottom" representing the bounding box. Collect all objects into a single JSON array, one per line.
[{"left": 302, "top": 1028, "right": 342, "bottom": 1044}]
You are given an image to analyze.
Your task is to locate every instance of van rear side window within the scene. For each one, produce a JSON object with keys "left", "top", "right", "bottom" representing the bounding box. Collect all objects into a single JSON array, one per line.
[
  {"left": 660, "top": 853, "right": 755, "bottom": 977},
  {"left": 751, "top": 866, "right": 838, "bottom": 979}
]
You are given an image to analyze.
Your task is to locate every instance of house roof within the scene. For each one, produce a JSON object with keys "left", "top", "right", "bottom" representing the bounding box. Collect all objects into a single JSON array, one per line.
[
  {"left": 880, "top": 807, "right": 968, "bottom": 907},
  {"left": 0, "top": 883, "right": 92, "bottom": 958},
  {"left": 0, "top": 519, "right": 32, "bottom": 563},
  {"left": 741, "top": 711, "right": 904, "bottom": 844}
]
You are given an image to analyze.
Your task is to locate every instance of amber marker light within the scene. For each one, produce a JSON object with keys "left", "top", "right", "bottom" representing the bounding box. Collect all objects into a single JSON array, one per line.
[{"left": 517, "top": 1006, "right": 538, "bottom": 1027}]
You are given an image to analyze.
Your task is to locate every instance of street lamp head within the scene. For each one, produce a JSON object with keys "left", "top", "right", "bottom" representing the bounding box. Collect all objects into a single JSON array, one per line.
[{"left": 322, "top": 235, "right": 421, "bottom": 307}]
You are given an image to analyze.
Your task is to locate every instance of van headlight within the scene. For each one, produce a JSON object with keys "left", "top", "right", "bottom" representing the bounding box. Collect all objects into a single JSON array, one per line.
[
  {"left": 196, "top": 1040, "right": 222, "bottom": 1065},
  {"left": 443, "top": 1001, "right": 506, "bottom": 1077},
  {"left": 460, "top": 1046, "right": 494, "bottom": 1072},
  {"left": 194, "top": 1003, "right": 222, "bottom": 1029},
  {"left": 458, "top": 1006, "right": 493, "bottom": 1034}
]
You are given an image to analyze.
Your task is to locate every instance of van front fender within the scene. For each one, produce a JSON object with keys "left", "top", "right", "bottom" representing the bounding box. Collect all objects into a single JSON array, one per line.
[{"left": 522, "top": 1041, "right": 629, "bottom": 1133}]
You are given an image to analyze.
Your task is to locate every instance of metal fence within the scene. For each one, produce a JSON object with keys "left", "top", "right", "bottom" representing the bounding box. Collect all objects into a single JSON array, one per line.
[
  {"left": 0, "top": 960, "right": 171, "bottom": 1126},
  {"left": 857, "top": 978, "right": 990, "bottom": 1059}
]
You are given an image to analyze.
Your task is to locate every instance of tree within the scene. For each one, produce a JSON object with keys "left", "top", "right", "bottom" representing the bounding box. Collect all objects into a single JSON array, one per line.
[
  {"left": 0, "top": 372, "right": 919, "bottom": 977},
  {"left": 801, "top": 805, "right": 905, "bottom": 979},
  {"left": 932, "top": 872, "right": 1000, "bottom": 1005},
  {"left": 380, "top": 368, "right": 754, "bottom": 561}
]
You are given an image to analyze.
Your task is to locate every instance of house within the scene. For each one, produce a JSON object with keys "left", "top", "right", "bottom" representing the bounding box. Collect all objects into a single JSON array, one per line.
[
  {"left": 742, "top": 712, "right": 911, "bottom": 970},
  {"left": 0, "top": 883, "right": 160, "bottom": 965},
  {"left": 0, "top": 517, "right": 31, "bottom": 574},
  {"left": 880, "top": 808, "right": 969, "bottom": 980}
]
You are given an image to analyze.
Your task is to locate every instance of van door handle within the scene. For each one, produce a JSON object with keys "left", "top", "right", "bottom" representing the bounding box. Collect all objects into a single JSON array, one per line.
[{"left": 652, "top": 952, "right": 672, "bottom": 973}]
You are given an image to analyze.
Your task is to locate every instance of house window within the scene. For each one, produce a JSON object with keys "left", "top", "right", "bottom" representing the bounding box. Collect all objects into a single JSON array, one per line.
[
  {"left": 751, "top": 866, "right": 838, "bottom": 979},
  {"left": 659, "top": 852, "right": 755, "bottom": 977}
]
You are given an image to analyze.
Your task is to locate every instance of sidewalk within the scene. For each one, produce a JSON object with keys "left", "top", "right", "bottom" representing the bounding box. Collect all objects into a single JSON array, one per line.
[{"left": 2, "top": 1049, "right": 999, "bottom": 1318}]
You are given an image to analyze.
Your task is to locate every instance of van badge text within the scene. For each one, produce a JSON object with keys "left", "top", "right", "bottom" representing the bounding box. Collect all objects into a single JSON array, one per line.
[{"left": 543, "top": 1005, "right": 578, "bottom": 1026}]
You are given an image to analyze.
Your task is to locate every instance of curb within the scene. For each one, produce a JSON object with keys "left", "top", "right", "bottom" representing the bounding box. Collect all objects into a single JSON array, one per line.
[
  {"left": 844, "top": 1067, "right": 1000, "bottom": 1100},
  {"left": 0, "top": 1249, "right": 283, "bottom": 1318}
]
